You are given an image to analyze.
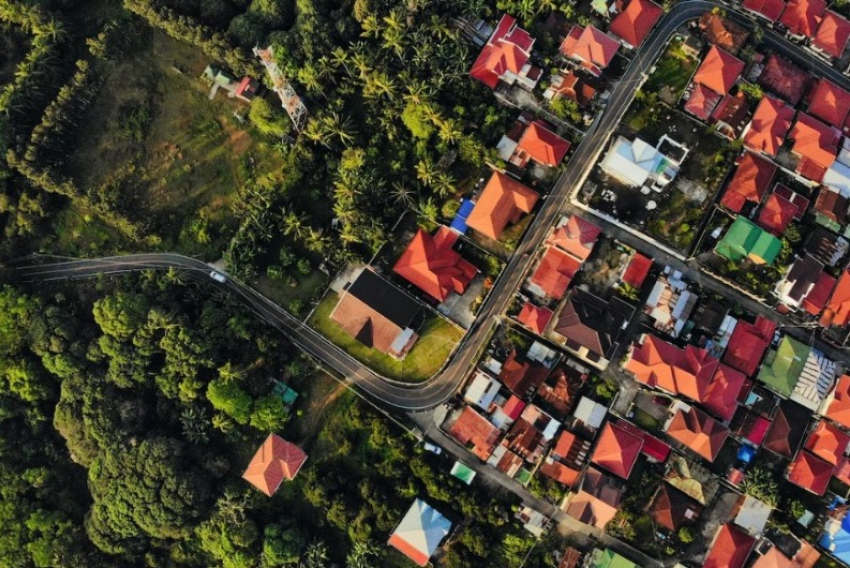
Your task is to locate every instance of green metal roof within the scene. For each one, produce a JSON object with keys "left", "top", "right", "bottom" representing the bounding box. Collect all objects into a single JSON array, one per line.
[
  {"left": 590, "top": 549, "right": 640, "bottom": 568},
  {"left": 450, "top": 462, "right": 476, "bottom": 485},
  {"left": 757, "top": 336, "right": 809, "bottom": 396},
  {"left": 714, "top": 217, "right": 781, "bottom": 265}
]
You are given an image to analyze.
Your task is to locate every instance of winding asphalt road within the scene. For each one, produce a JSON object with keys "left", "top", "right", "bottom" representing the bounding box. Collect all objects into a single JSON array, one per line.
[{"left": 10, "top": 1, "right": 812, "bottom": 410}]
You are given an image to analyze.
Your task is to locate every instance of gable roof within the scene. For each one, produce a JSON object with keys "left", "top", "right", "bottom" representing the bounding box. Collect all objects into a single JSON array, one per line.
[
  {"left": 388, "top": 499, "right": 452, "bottom": 566},
  {"left": 821, "top": 269, "right": 850, "bottom": 327},
  {"left": 714, "top": 217, "right": 782, "bottom": 265},
  {"left": 467, "top": 172, "right": 539, "bottom": 240},
  {"left": 814, "top": 188, "right": 849, "bottom": 224},
  {"left": 721, "top": 152, "right": 778, "bottom": 213},
  {"left": 609, "top": 0, "right": 663, "bottom": 48},
  {"left": 790, "top": 113, "right": 838, "bottom": 182},
  {"left": 549, "top": 215, "right": 601, "bottom": 261},
  {"left": 787, "top": 451, "right": 833, "bottom": 495},
  {"left": 808, "top": 79, "right": 850, "bottom": 128},
  {"left": 780, "top": 0, "right": 827, "bottom": 38},
  {"left": 758, "top": 192, "right": 798, "bottom": 236},
  {"left": 517, "top": 302, "right": 553, "bottom": 334},
  {"left": 499, "top": 350, "right": 549, "bottom": 397},
  {"left": 805, "top": 420, "right": 850, "bottom": 465},
  {"left": 553, "top": 288, "right": 634, "bottom": 360},
  {"left": 744, "top": 96, "right": 795, "bottom": 156},
  {"left": 393, "top": 227, "right": 478, "bottom": 302},
  {"left": 759, "top": 55, "right": 810, "bottom": 105},
  {"left": 561, "top": 25, "right": 620, "bottom": 70},
  {"left": 516, "top": 121, "right": 570, "bottom": 167},
  {"left": 825, "top": 374, "right": 850, "bottom": 430},
  {"left": 763, "top": 400, "right": 810, "bottom": 458},
  {"left": 722, "top": 315, "right": 776, "bottom": 376},
  {"left": 686, "top": 83, "right": 723, "bottom": 121},
  {"left": 813, "top": 10, "right": 850, "bottom": 58},
  {"left": 666, "top": 406, "right": 730, "bottom": 462},
  {"left": 530, "top": 247, "right": 582, "bottom": 300},
  {"left": 703, "top": 524, "right": 756, "bottom": 568},
  {"left": 447, "top": 406, "right": 499, "bottom": 460},
  {"left": 801, "top": 271, "right": 836, "bottom": 316},
  {"left": 650, "top": 483, "right": 703, "bottom": 531},
  {"left": 591, "top": 422, "right": 643, "bottom": 479},
  {"left": 698, "top": 12, "right": 749, "bottom": 54},
  {"left": 751, "top": 542, "right": 821, "bottom": 568},
  {"left": 242, "top": 434, "right": 307, "bottom": 496},
  {"left": 470, "top": 15, "right": 534, "bottom": 89},
  {"left": 693, "top": 45, "right": 746, "bottom": 95},
  {"left": 566, "top": 468, "right": 622, "bottom": 529},
  {"left": 743, "top": 0, "right": 787, "bottom": 20}
]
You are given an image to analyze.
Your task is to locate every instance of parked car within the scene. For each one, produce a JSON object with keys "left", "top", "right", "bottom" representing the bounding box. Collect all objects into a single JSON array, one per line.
[{"left": 209, "top": 271, "right": 227, "bottom": 283}]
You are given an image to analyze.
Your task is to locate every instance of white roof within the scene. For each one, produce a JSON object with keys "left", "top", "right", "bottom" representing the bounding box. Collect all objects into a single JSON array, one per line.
[
  {"left": 573, "top": 396, "right": 607, "bottom": 429},
  {"left": 600, "top": 136, "right": 662, "bottom": 187},
  {"left": 791, "top": 349, "right": 836, "bottom": 411},
  {"left": 389, "top": 499, "right": 452, "bottom": 564},
  {"left": 733, "top": 495, "right": 772, "bottom": 536},
  {"left": 824, "top": 161, "right": 850, "bottom": 198},
  {"left": 463, "top": 371, "right": 502, "bottom": 410}
]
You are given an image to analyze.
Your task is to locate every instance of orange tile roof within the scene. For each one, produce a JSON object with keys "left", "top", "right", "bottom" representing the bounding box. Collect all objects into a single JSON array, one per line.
[
  {"left": 666, "top": 406, "right": 729, "bottom": 462},
  {"left": 698, "top": 12, "right": 749, "bottom": 54},
  {"left": 693, "top": 45, "right": 745, "bottom": 95},
  {"left": 517, "top": 302, "right": 553, "bottom": 334},
  {"left": 242, "top": 434, "right": 307, "bottom": 496},
  {"left": 744, "top": 96, "right": 795, "bottom": 156},
  {"left": 470, "top": 15, "right": 534, "bottom": 89},
  {"left": 780, "top": 0, "right": 827, "bottom": 38},
  {"left": 548, "top": 215, "right": 601, "bottom": 261},
  {"left": 540, "top": 460, "right": 581, "bottom": 487},
  {"left": 447, "top": 406, "right": 499, "bottom": 460},
  {"left": 788, "top": 450, "right": 833, "bottom": 495},
  {"left": 685, "top": 83, "right": 723, "bottom": 120},
  {"left": 758, "top": 192, "right": 797, "bottom": 236},
  {"left": 609, "top": 0, "right": 663, "bottom": 48},
  {"left": 393, "top": 227, "right": 478, "bottom": 302},
  {"left": 499, "top": 350, "right": 549, "bottom": 397},
  {"left": 808, "top": 78, "right": 850, "bottom": 127},
  {"left": 825, "top": 374, "right": 850, "bottom": 430},
  {"left": 591, "top": 422, "right": 644, "bottom": 479},
  {"left": 722, "top": 315, "right": 775, "bottom": 376},
  {"left": 516, "top": 121, "right": 571, "bottom": 167},
  {"left": 743, "top": 0, "right": 787, "bottom": 20},
  {"left": 529, "top": 247, "right": 582, "bottom": 300},
  {"left": 560, "top": 25, "right": 620, "bottom": 70},
  {"left": 820, "top": 269, "right": 850, "bottom": 326},
  {"left": 703, "top": 524, "right": 756, "bottom": 568},
  {"left": 814, "top": 10, "right": 850, "bottom": 58},
  {"left": 801, "top": 272, "right": 836, "bottom": 316},
  {"left": 650, "top": 483, "right": 703, "bottom": 531},
  {"left": 720, "top": 152, "right": 778, "bottom": 213},
  {"left": 790, "top": 113, "right": 838, "bottom": 181},
  {"left": 804, "top": 420, "right": 850, "bottom": 465},
  {"left": 466, "top": 172, "right": 539, "bottom": 240}
]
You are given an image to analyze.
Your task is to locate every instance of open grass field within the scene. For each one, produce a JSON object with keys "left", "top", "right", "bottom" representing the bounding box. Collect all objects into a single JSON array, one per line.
[
  {"left": 0, "top": 26, "right": 30, "bottom": 84},
  {"left": 68, "top": 30, "right": 286, "bottom": 260},
  {"left": 309, "top": 292, "right": 463, "bottom": 382}
]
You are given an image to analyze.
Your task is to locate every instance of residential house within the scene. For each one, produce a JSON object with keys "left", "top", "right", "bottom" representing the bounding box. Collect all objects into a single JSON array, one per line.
[
  {"left": 564, "top": 467, "right": 623, "bottom": 529},
  {"left": 560, "top": 25, "right": 620, "bottom": 77},
  {"left": 703, "top": 524, "right": 756, "bottom": 568},
  {"left": 722, "top": 315, "right": 776, "bottom": 376},
  {"left": 807, "top": 79, "right": 850, "bottom": 130},
  {"left": 814, "top": 188, "right": 850, "bottom": 230},
  {"left": 774, "top": 254, "right": 833, "bottom": 314},
  {"left": 535, "top": 363, "right": 587, "bottom": 421},
  {"left": 758, "top": 55, "right": 810, "bottom": 106},
  {"left": 805, "top": 420, "right": 850, "bottom": 466},
  {"left": 504, "top": 120, "right": 571, "bottom": 168},
  {"left": 573, "top": 396, "right": 608, "bottom": 431},
  {"left": 447, "top": 406, "right": 501, "bottom": 461},
  {"left": 499, "top": 350, "right": 549, "bottom": 398},
  {"left": 648, "top": 483, "right": 703, "bottom": 532},
  {"left": 758, "top": 335, "right": 837, "bottom": 411},
  {"left": 743, "top": 95, "right": 796, "bottom": 157},
  {"left": 543, "top": 72, "right": 597, "bottom": 107},
  {"left": 242, "top": 434, "right": 308, "bottom": 496},
  {"left": 664, "top": 403, "right": 730, "bottom": 462},
  {"left": 528, "top": 247, "right": 582, "bottom": 300},
  {"left": 463, "top": 370, "right": 503, "bottom": 411},
  {"left": 470, "top": 15, "right": 540, "bottom": 90},
  {"left": 599, "top": 135, "right": 688, "bottom": 189},
  {"left": 698, "top": 12, "right": 749, "bottom": 54},
  {"left": 586, "top": 549, "right": 639, "bottom": 568},
  {"left": 789, "top": 112, "right": 839, "bottom": 183},
  {"left": 539, "top": 430, "right": 589, "bottom": 487},
  {"left": 203, "top": 64, "right": 260, "bottom": 103},
  {"left": 733, "top": 494, "right": 773, "bottom": 536},
  {"left": 821, "top": 374, "right": 850, "bottom": 430},
  {"left": 780, "top": 0, "right": 827, "bottom": 40},
  {"left": 590, "top": 421, "right": 643, "bottom": 479},
  {"left": 329, "top": 269, "right": 422, "bottom": 359},
  {"left": 820, "top": 269, "right": 850, "bottom": 328},
  {"left": 714, "top": 217, "right": 782, "bottom": 265},
  {"left": 812, "top": 10, "right": 850, "bottom": 60},
  {"left": 750, "top": 539, "right": 821, "bottom": 568},
  {"left": 466, "top": 172, "right": 539, "bottom": 240},
  {"left": 788, "top": 449, "right": 833, "bottom": 495},
  {"left": 805, "top": 226, "right": 849, "bottom": 267},
  {"left": 720, "top": 152, "right": 778, "bottom": 213},
  {"left": 685, "top": 45, "right": 746, "bottom": 121},
  {"left": 820, "top": 508, "right": 850, "bottom": 564},
  {"left": 742, "top": 0, "right": 787, "bottom": 21},
  {"left": 712, "top": 91, "right": 752, "bottom": 139},
  {"left": 616, "top": 420, "right": 672, "bottom": 463},
  {"left": 730, "top": 406, "right": 773, "bottom": 447},
  {"left": 517, "top": 302, "right": 553, "bottom": 334},
  {"left": 388, "top": 499, "right": 452, "bottom": 567},
  {"left": 763, "top": 399, "right": 811, "bottom": 458},
  {"left": 758, "top": 190, "right": 802, "bottom": 236},
  {"left": 608, "top": 0, "right": 663, "bottom": 49},
  {"left": 621, "top": 252, "right": 653, "bottom": 290},
  {"left": 393, "top": 227, "right": 478, "bottom": 303},
  {"left": 547, "top": 215, "right": 601, "bottom": 262},
  {"left": 664, "top": 454, "right": 720, "bottom": 505}
]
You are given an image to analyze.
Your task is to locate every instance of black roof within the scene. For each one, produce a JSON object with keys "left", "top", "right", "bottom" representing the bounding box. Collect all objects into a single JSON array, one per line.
[{"left": 346, "top": 269, "right": 421, "bottom": 329}]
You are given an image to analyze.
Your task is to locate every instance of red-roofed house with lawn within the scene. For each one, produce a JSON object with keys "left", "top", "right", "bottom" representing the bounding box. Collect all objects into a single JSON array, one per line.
[
  {"left": 805, "top": 420, "right": 850, "bottom": 465},
  {"left": 622, "top": 253, "right": 653, "bottom": 289},
  {"left": 788, "top": 450, "right": 833, "bottom": 495},
  {"left": 743, "top": 96, "right": 795, "bottom": 157},
  {"left": 790, "top": 113, "right": 839, "bottom": 182},
  {"left": 742, "top": 0, "right": 787, "bottom": 21},
  {"left": 393, "top": 227, "right": 478, "bottom": 303},
  {"left": 665, "top": 404, "right": 730, "bottom": 462},
  {"left": 548, "top": 215, "right": 601, "bottom": 261},
  {"left": 813, "top": 10, "right": 850, "bottom": 59},
  {"left": 720, "top": 152, "right": 778, "bottom": 213},
  {"left": 758, "top": 191, "right": 798, "bottom": 236},
  {"left": 820, "top": 269, "right": 850, "bottom": 327},
  {"left": 807, "top": 78, "right": 850, "bottom": 128},
  {"left": 242, "top": 434, "right": 308, "bottom": 496},
  {"left": 609, "top": 0, "right": 663, "bottom": 49},
  {"left": 528, "top": 247, "right": 582, "bottom": 300},
  {"left": 758, "top": 55, "right": 810, "bottom": 105},
  {"left": 560, "top": 25, "right": 620, "bottom": 77},
  {"left": 722, "top": 316, "right": 776, "bottom": 377},
  {"left": 823, "top": 374, "right": 850, "bottom": 430},
  {"left": 510, "top": 120, "right": 570, "bottom": 168},
  {"left": 470, "top": 15, "right": 539, "bottom": 90},
  {"left": 517, "top": 302, "right": 553, "bottom": 334},
  {"left": 780, "top": 0, "right": 827, "bottom": 39},
  {"left": 591, "top": 422, "right": 644, "bottom": 479},
  {"left": 466, "top": 172, "right": 539, "bottom": 240},
  {"left": 703, "top": 524, "right": 756, "bottom": 568}
]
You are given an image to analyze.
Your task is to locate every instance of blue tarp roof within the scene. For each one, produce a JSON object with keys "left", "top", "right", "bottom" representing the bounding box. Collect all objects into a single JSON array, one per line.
[
  {"left": 450, "top": 199, "right": 475, "bottom": 234},
  {"left": 820, "top": 511, "right": 850, "bottom": 564},
  {"left": 737, "top": 445, "right": 755, "bottom": 464}
]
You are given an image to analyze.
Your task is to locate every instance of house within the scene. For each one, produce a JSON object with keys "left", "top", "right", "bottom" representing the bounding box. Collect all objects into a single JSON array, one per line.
[
  {"left": 517, "top": 302, "right": 553, "bottom": 334},
  {"left": 814, "top": 188, "right": 850, "bottom": 229},
  {"left": 599, "top": 135, "right": 688, "bottom": 189},
  {"left": 744, "top": 95, "right": 796, "bottom": 157},
  {"left": 608, "top": 0, "right": 663, "bottom": 49},
  {"left": 712, "top": 91, "right": 752, "bottom": 139},
  {"left": 535, "top": 364, "right": 587, "bottom": 420},
  {"left": 242, "top": 434, "right": 308, "bottom": 496},
  {"left": 499, "top": 350, "right": 549, "bottom": 398},
  {"left": 665, "top": 404, "right": 730, "bottom": 462},
  {"left": 470, "top": 15, "right": 540, "bottom": 90},
  {"left": 714, "top": 217, "right": 782, "bottom": 265},
  {"left": 591, "top": 422, "right": 643, "bottom": 479},
  {"left": 722, "top": 316, "right": 776, "bottom": 376},
  {"left": 776, "top": 254, "right": 835, "bottom": 315},
  {"left": 329, "top": 269, "right": 422, "bottom": 359},
  {"left": 565, "top": 467, "right": 623, "bottom": 529},
  {"left": 780, "top": 0, "right": 827, "bottom": 39},
  {"left": 733, "top": 494, "right": 773, "bottom": 536},
  {"left": 758, "top": 55, "right": 811, "bottom": 105},
  {"left": 502, "top": 417, "right": 545, "bottom": 463},
  {"left": 820, "top": 269, "right": 850, "bottom": 327},
  {"left": 757, "top": 335, "right": 809, "bottom": 398},
  {"left": 698, "top": 12, "right": 749, "bottom": 54},
  {"left": 720, "top": 152, "right": 778, "bottom": 213},
  {"left": 742, "top": 0, "right": 787, "bottom": 21},
  {"left": 447, "top": 406, "right": 500, "bottom": 460},
  {"left": 558, "top": 548, "right": 583, "bottom": 568},
  {"left": 665, "top": 455, "right": 719, "bottom": 505},
  {"left": 758, "top": 191, "right": 800, "bottom": 236},
  {"left": 573, "top": 396, "right": 608, "bottom": 430},
  {"left": 586, "top": 549, "right": 639, "bottom": 568},
  {"left": 508, "top": 120, "right": 571, "bottom": 168},
  {"left": 203, "top": 64, "right": 260, "bottom": 103},
  {"left": 560, "top": 25, "right": 620, "bottom": 76},
  {"left": 788, "top": 450, "right": 833, "bottom": 495},
  {"left": 649, "top": 483, "right": 702, "bottom": 532},
  {"left": 789, "top": 113, "right": 839, "bottom": 182},
  {"left": 812, "top": 11, "right": 850, "bottom": 59},
  {"left": 642, "top": 271, "right": 697, "bottom": 337},
  {"left": 466, "top": 172, "right": 539, "bottom": 240},
  {"left": 613, "top": 420, "right": 672, "bottom": 462},
  {"left": 463, "top": 370, "right": 502, "bottom": 410},
  {"left": 548, "top": 215, "right": 601, "bottom": 262},
  {"left": 527, "top": 247, "right": 581, "bottom": 300},
  {"left": 806, "top": 419, "right": 850, "bottom": 465},
  {"left": 820, "top": 509, "right": 850, "bottom": 564},
  {"left": 516, "top": 505, "right": 552, "bottom": 537},
  {"left": 807, "top": 79, "right": 850, "bottom": 129},
  {"left": 763, "top": 399, "right": 811, "bottom": 458},
  {"left": 539, "top": 430, "right": 588, "bottom": 487},
  {"left": 544, "top": 72, "right": 597, "bottom": 107},
  {"left": 730, "top": 406, "right": 773, "bottom": 447},
  {"left": 551, "top": 288, "right": 634, "bottom": 370},
  {"left": 693, "top": 45, "right": 746, "bottom": 96},
  {"left": 388, "top": 499, "right": 452, "bottom": 567},
  {"left": 805, "top": 226, "right": 849, "bottom": 267},
  {"left": 821, "top": 374, "right": 850, "bottom": 430},
  {"left": 703, "top": 524, "right": 756, "bottom": 568},
  {"left": 750, "top": 539, "right": 821, "bottom": 568},
  {"left": 393, "top": 227, "right": 478, "bottom": 303},
  {"left": 234, "top": 76, "right": 260, "bottom": 101},
  {"left": 622, "top": 253, "right": 653, "bottom": 289}
]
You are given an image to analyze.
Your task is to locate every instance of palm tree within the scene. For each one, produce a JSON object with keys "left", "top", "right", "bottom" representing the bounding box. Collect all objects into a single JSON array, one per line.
[
  {"left": 283, "top": 210, "right": 306, "bottom": 238},
  {"left": 438, "top": 118, "right": 461, "bottom": 144},
  {"left": 360, "top": 14, "right": 381, "bottom": 38},
  {"left": 346, "top": 541, "right": 380, "bottom": 568},
  {"left": 431, "top": 172, "right": 455, "bottom": 198},
  {"left": 331, "top": 47, "right": 352, "bottom": 77},
  {"left": 306, "top": 228, "right": 332, "bottom": 254},
  {"left": 36, "top": 19, "right": 66, "bottom": 42},
  {"left": 211, "top": 413, "right": 235, "bottom": 435},
  {"left": 391, "top": 182, "right": 415, "bottom": 208},
  {"left": 218, "top": 361, "right": 246, "bottom": 383},
  {"left": 302, "top": 541, "right": 329, "bottom": 568},
  {"left": 322, "top": 112, "right": 356, "bottom": 146},
  {"left": 417, "top": 198, "right": 439, "bottom": 223},
  {"left": 180, "top": 407, "right": 210, "bottom": 445},
  {"left": 415, "top": 158, "right": 437, "bottom": 186}
]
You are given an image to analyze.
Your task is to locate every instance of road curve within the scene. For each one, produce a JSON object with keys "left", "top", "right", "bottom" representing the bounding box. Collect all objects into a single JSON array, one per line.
[{"left": 11, "top": 1, "right": 722, "bottom": 410}]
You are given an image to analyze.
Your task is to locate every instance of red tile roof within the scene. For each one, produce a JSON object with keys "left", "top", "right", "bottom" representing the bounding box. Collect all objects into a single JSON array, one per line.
[
  {"left": 788, "top": 450, "right": 833, "bottom": 495},
  {"left": 470, "top": 15, "right": 534, "bottom": 89},
  {"left": 720, "top": 152, "right": 778, "bottom": 213},
  {"left": 616, "top": 419, "right": 672, "bottom": 462},
  {"left": 759, "top": 55, "right": 810, "bottom": 105},
  {"left": 548, "top": 215, "right": 601, "bottom": 261},
  {"left": 825, "top": 374, "right": 850, "bottom": 430},
  {"left": 723, "top": 316, "right": 776, "bottom": 376},
  {"left": 780, "top": 0, "right": 827, "bottom": 38},
  {"left": 609, "top": 0, "right": 663, "bottom": 48},
  {"left": 499, "top": 350, "right": 549, "bottom": 397},
  {"left": 467, "top": 172, "right": 539, "bottom": 240},
  {"left": 758, "top": 192, "right": 797, "bottom": 236},
  {"left": 814, "top": 11, "right": 850, "bottom": 58},
  {"left": 808, "top": 79, "right": 850, "bottom": 128},
  {"left": 805, "top": 420, "right": 850, "bottom": 465},
  {"left": 790, "top": 113, "right": 838, "bottom": 181},
  {"left": 591, "top": 422, "right": 644, "bottom": 479},
  {"left": 650, "top": 483, "right": 702, "bottom": 531},
  {"left": 516, "top": 121, "right": 570, "bottom": 167},
  {"left": 801, "top": 272, "right": 836, "bottom": 316},
  {"left": 686, "top": 83, "right": 723, "bottom": 120},
  {"left": 560, "top": 25, "right": 620, "bottom": 71},
  {"left": 393, "top": 227, "right": 478, "bottom": 302},
  {"left": 242, "top": 434, "right": 307, "bottom": 496},
  {"left": 666, "top": 406, "right": 730, "bottom": 462},
  {"left": 622, "top": 253, "right": 653, "bottom": 288},
  {"left": 821, "top": 270, "right": 850, "bottom": 326},
  {"left": 743, "top": 0, "right": 787, "bottom": 20},
  {"left": 744, "top": 96, "right": 795, "bottom": 156},
  {"left": 693, "top": 45, "right": 746, "bottom": 95},
  {"left": 698, "top": 13, "right": 749, "bottom": 54},
  {"left": 539, "top": 460, "right": 581, "bottom": 487},
  {"left": 530, "top": 247, "right": 582, "bottom": 300},
  {"left": 517, "top": 302, "right": 553, "bottom": 334},
  {"left": 447, "top": 406, "right": 499, "bottom": 460},
  {"left": 502, "top": 395, "right": 526, "bottom": 420},
  {"left": 703, "top": 524, "right": 756, "bottom": 568}
]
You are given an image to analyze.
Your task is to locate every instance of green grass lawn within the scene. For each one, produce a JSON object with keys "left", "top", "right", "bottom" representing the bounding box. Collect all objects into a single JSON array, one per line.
[
  {"left": 308, "top": 292, "right": 463, "bottom": 383},
  {"left": 645, "top": 39, "right": 698, "bottom": 102},
  {"left": 254, "top": 270, "right": 329, "bottom": 317}
]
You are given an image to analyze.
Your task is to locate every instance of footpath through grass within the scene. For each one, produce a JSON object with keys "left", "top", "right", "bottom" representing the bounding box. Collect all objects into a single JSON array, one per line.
[{"left": 309, "top": 292, "right": 463, "bottom": 383}]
